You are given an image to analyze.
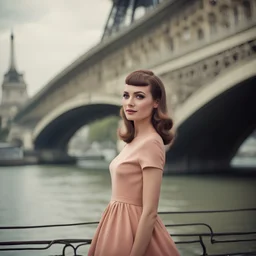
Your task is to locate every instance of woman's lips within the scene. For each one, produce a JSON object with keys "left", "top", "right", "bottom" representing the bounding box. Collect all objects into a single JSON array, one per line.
[{"left": 126, "top": 109, "right": 137, "bottom": 114}]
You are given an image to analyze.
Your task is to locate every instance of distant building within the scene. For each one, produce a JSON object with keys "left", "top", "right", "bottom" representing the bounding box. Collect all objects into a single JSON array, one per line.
[{"left": 0, "top": 32, "right": 29, "bottom": 129}]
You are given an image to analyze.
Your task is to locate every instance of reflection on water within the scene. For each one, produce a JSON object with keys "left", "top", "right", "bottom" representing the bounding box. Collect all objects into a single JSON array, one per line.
[{"left": 0, "top": 164, "right": 256, "bottom": 256}]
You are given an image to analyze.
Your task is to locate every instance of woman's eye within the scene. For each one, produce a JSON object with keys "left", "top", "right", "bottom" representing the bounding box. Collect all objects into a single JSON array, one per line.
[
  {"left": 136, "top": 94, "right": 144, "bottom": 99},
  {"left": 123, "top": 94, "right": 129, "bottom": 99}
]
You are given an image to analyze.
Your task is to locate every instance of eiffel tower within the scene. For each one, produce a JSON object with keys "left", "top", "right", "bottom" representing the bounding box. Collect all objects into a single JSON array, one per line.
[
  {"left": 0, "top": 32, "right": 28, "bottom": 129},
  {"left": 102, "top": 0, "right": 161, "bottom": 41}
]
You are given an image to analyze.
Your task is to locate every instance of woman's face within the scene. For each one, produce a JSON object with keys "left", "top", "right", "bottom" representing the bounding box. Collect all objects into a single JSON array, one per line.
[{"left": 122, "top": 84, "right": 158, "bottom": 121}]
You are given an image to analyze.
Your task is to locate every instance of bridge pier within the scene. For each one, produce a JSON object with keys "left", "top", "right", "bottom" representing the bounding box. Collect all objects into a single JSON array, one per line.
[{"left": 37, "top": 149, "right": 76, "bottom": 165}]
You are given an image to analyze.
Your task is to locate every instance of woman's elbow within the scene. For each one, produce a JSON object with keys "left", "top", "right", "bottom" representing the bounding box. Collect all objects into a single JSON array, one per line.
[{"left": 142, "top": 209, "right": 158, "bottom": 221}]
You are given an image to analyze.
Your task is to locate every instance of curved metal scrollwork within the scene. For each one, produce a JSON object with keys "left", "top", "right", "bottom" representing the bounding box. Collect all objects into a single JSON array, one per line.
[{"left": 0, "top": 208, "right": 256, "bottom": 256}]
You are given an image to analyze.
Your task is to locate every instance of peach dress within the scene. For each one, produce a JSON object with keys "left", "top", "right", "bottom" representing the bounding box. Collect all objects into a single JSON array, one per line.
[{"left": 88, "top": 133, "right": 180, "bottom": 256}]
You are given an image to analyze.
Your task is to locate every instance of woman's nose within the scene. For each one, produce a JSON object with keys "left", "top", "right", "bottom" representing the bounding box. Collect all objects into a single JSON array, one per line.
[{"left": 128, "top": 98, "right": 135, "bottom": 106}]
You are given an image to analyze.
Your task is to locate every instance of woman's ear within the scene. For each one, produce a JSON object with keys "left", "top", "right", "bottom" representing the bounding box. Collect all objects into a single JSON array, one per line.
[{"left": 153, "top": 100, "right": 159, "bottom": 108}]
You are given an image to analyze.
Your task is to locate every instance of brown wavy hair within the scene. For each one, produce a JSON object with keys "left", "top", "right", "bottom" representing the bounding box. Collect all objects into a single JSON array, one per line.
[{"left": 118, "top": 70, "right": 174, "bottom": 145}]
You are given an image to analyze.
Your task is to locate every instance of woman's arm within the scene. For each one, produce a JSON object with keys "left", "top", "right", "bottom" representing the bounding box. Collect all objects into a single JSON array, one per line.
[{"left": 129, "top": 167, "right": 163, "bottom": 256}]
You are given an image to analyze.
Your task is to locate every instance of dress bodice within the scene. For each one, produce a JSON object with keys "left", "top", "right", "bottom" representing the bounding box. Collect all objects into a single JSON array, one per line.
[{"left": 109, "top": 133, "right": 165, "bottom": 206}]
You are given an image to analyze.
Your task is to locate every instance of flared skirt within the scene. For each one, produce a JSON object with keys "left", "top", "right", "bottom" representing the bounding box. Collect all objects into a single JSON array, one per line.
[{"left": 88, "top": 200, "right": 180, "bottom": 256}]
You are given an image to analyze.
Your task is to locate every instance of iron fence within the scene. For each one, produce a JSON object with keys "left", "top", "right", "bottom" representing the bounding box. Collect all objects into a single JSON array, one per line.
[{"left": 0, "top": 208, "right": 256, "bottom": 256}]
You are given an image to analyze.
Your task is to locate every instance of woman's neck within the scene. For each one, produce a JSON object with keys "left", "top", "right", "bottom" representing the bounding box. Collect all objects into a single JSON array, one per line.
[{"left": 134, "top": 118, "right": 155, "bottom": 138}]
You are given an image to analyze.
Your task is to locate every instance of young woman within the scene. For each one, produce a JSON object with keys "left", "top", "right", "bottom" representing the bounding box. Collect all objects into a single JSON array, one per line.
[{"left": 88, "top": 70, "right": 180, "bottom": 256}]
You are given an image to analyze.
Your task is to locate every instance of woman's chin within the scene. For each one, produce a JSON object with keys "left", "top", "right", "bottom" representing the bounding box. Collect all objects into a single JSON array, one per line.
[
  {"left": 126, "top": 116, "right": 135, "bottom": 121},
  {"left": 125, "top": 115, "right": 137, "bottom": 121}
]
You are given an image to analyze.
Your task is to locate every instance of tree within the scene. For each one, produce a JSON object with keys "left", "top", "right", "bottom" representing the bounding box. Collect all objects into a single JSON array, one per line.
[{"left": 88, "top": 116, "right": 120, "bottom": 144}]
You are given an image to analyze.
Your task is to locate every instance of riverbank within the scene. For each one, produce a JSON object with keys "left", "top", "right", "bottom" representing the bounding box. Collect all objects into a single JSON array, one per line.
[
  {"left": 0, "top": 150, "right": 76, "bottom": 166},
  {"left": 1, "top": 150, "right": 255, "bottom": 176}
]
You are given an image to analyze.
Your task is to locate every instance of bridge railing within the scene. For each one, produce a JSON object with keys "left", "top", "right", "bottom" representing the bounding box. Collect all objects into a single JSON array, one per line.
[{"left": 0, "top": 208, "right": 256, "bottom": 256}]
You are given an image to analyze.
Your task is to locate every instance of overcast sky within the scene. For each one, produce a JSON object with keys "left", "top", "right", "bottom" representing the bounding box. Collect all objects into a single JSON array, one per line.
[{"left": 0, "top": 0, "right": 112, "bottom": 97}]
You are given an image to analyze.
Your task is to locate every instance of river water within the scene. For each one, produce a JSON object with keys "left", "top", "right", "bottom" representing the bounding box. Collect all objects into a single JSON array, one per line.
[{"left": 0, "top": 163, "right": 256, "bottom": 256}]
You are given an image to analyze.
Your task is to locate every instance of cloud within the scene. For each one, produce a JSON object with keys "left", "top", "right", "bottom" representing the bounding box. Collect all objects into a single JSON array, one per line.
[
  {"left": 0, "top": 0, "right": 111, "bottom": 32},
  {"left": 0, "top": 0, "right": 112, "bottom": 96},
  {"left": 0, "top": 0, "right": 49, "bottom": 31}
]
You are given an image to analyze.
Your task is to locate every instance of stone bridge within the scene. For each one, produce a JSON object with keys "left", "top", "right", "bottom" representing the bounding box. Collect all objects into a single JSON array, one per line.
[{"left": 8, "top": 0, "right": 256, "bottom": 172}]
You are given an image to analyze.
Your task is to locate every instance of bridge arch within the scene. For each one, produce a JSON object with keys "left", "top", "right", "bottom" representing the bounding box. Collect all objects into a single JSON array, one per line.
[
  {"left": 167, "top": 58, "right": 256, "bottom": 171},
  {"left": 33, "top": 93, "right": 121, "bottom": 149}
]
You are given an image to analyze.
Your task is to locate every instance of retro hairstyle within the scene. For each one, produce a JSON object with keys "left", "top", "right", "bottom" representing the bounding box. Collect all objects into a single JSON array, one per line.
[{"left": 118, "top": 70, "right": 174, "bottom": 145}]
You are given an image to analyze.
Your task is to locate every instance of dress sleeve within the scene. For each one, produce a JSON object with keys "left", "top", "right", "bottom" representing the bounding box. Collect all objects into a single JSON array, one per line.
[{"left": 138, "top": 138, "right": 165, "bottom": 171}]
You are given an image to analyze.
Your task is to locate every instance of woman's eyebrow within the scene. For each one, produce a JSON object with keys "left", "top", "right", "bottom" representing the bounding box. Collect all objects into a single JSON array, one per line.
[{"left": 123, "top": 91, "right": 146, "bottom": 95}]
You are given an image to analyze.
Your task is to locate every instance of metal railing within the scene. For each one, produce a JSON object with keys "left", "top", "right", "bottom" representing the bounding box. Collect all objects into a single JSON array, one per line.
[{"left": 0, "top": 208, "right": 256, "bottom": 256}]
